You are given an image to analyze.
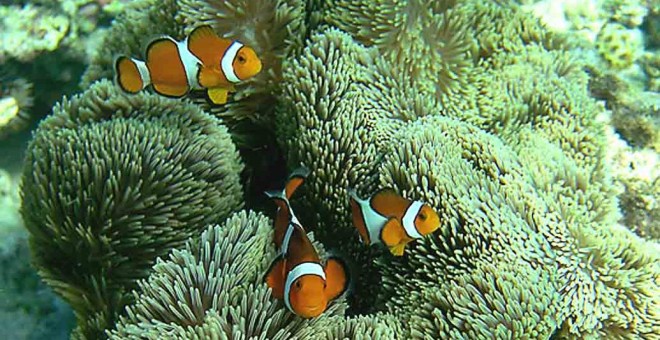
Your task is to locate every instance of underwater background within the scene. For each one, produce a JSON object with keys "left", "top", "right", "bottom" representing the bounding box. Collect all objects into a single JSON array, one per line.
[{"left": 0, "top": 0, "right": 658, "bottom": 339}]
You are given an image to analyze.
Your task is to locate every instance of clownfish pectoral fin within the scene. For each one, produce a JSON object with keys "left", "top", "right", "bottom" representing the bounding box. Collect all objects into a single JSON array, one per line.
[
  {"left": 323, "top": 256, "right": 349, "bottom": 301},
  {"left": 284, "top": 166, "right": 310, "bottom": 200},
  {"left": 207, "top": 87, "right": 229, "bottom": 104},
  {"left": 114, "top": 56, "right": 150, "bottom": 93},
  {"left": 264, "top": 255, "right": 286, "bottom": 299},
  {"left": 388, "top": 242, "right": 407, "bottom": 256},
  {"left": 380, "top": 218, "right": 406, "bottom": 251},
  {"left": 198, "top": 67, "right": 223, "bottom": 88}
]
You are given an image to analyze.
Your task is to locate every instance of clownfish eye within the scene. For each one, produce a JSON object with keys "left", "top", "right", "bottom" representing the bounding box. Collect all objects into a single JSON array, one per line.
[
  {"left": 237, "top": 55, "right": 246, "bottom": 64},
  {"left": 419, "top": 212, "right": 427, "bottom": 221},
  {"left": 295, "top": 281, "right": 302, "bottom": 289}
]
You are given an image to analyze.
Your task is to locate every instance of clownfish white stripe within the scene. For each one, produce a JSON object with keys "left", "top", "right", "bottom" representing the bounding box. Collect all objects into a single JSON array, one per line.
[
  {"left": 284, "top": 262, "right": 326, "bottom": 312},
  {"left": 134, "top": 58, "right": 151, "bottom": 88},
  {"left": 264, "top": 188, "right": 304, "bottom": 255},
  {"left": 353, "top": 194, "right": 388, "bottom": 245},
  {"left": 221, "top": 41, "right": 243, "bottom": 84},
  {"left": 177, "top": 38, "right": 203, "bottom": 89},
  {"left": 290, "top": 209, "right": 301, "bottom": 228},
  {"left": 402, "top": 201, "right": 424, "bottom": 239},
  {"left": 281, "top": 222, "right": 295, "bottom": 256}
]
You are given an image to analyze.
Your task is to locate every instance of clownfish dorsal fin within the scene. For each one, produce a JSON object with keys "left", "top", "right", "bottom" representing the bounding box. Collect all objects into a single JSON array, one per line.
[
  {"left": 284, "top": 166, "right": 310, "bottom": 200},
  {"left": 323, "top": 256, "right": 349, "bottom": 301},
  {"left": 370, "top": 187, "right": 410, "bottom": 219},
  {"left": 265, "top": 255, "right": 287, "bottom": 299},
  {"left": 187, "top": 25, "right": 229, "bottom": 67},
  {"left": 188, "top": 25, "right": 231, "bottom": 89}
]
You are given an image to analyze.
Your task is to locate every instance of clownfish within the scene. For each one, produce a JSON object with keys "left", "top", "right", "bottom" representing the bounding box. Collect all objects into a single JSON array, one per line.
[
  {"left": 114, "top": 25, "right": 262, "bottom": 105},
  {"left": 348, "top": 188, "right": 440, "bottom": 256},
  {"left": 265, "top": 166, "right": 310, "bottom": 253},
  {"left": 264, "top": 168, "right": 349, "bottom": 318}
]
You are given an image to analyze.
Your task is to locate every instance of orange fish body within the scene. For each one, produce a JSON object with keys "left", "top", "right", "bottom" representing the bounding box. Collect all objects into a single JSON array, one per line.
[
  {"left": 114, "top": 25, "right": 262, "bottom": 104},
  {"left": 265, "top": 167, "right": 348, "bottom": 318},
  {"left": 348, "top": 188, "right": 440, "bottom": 256}
]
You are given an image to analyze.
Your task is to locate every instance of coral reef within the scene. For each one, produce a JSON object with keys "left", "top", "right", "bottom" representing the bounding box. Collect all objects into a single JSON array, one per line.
[
  {"left": 0, "top": 169, "right": 21, "bottom": 237},
  {"left": 109, "top": 210, "right": 400, "bottom": 339},
  {"left": 0, "top": 4, "right": 69, "bottom": 63},
  {"left": 80, "top": 0, "right": 184, "bottom": 87},
  {"left": 604, "top": 0, "right": 649, "bottom": 27},
  {"left": 596, "top": 22, "right": 644, "bottom": 69},
  {"left": 0, "top": 229, "right": 76, "bottom": 340},
  {"left": 609, "top": 90, "right": 660, "bottom": 151},
  {"left": 0, "top": 169, "right": 75, "bottom": 340},
  {"left": 20, "top": 80, "right": 244, "bottom": 338},
  {"left": 598, "top": 98, "right": 660, "bottom": 242},
  {"left": 643, "top": 4, "right": 659, "bottom": 48},
  {"left": 0, "top": 0, "right": 124, "bottom": 63},
  {"left": 0, "top": 76, "right": 34, "bottom": 139},
  {"left": 640, "top": 51, "right": 660, "bottom": 91},
  {"left": 0, "top": 0, "right": 132, "bottom": 136},
  {"left": 585, "top": 22, "right": 659, "bottom": 245},
  {"left": 611, "top": 146, "right": 660, "bottom": 241},
  {"left": 522, "top": 0, "right": 655, "bottom": 90}
]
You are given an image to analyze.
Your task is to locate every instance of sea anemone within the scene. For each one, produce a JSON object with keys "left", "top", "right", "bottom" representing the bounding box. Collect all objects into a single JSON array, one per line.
[{"left": 20, "top": 79, "right": 244, "bottom": 337}]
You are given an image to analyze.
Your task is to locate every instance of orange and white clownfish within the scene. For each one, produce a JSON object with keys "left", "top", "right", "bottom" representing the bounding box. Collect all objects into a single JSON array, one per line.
[
  {"left": 264, "top": 169, "right": 348, "bottom": 319},
  {"left": 114, "top": 25, "right": 262, "bottom": 105},
  {"left": 348, "top": 188, "right": 440, "bottom": 256},
  {"left": 264, "top": 166, "right": 310, "bottom": 254}
]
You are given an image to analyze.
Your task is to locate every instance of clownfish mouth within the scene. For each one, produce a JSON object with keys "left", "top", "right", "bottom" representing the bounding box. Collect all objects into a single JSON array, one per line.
[{"left": 299, "top": 304, "right": 325, "bottom": 318}]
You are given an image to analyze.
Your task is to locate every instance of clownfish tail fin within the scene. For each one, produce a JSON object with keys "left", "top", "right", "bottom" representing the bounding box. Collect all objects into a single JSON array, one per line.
[
  {"left": 323, "top": 253, "right": 351, "bottom": 301},
  {"left": 264, "top": 188, "right": 288, "bottom": 202},
  {"left": 288, "top": 166, "right": 310, "bottom": 180},
  {"left": 347, "top": 188, "right": 365, "bottom": 204},
  {"left": 114, "top": 56, "right": 151, "bottom": 93},
  {"left": 265, "top": 189, "right": 291, "bottom": 210},
  {"left": 284, "top": 166, "right": 310, "bottom": 199}
]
